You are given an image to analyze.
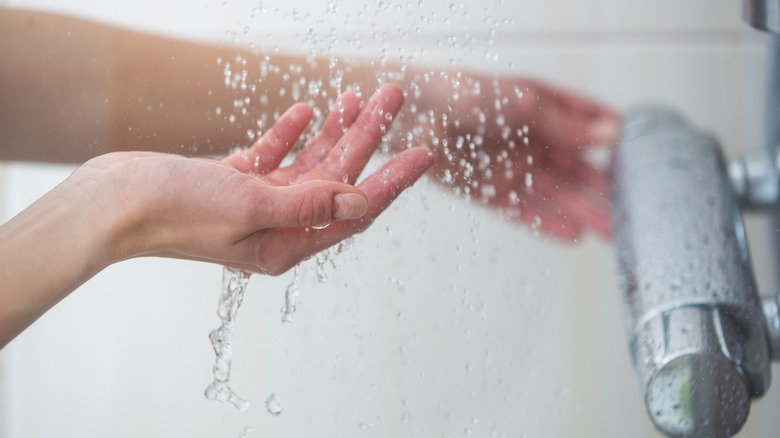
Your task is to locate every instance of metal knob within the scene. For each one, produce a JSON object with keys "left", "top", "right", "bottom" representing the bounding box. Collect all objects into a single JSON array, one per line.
[{"left": 639, "top": 307, "right": 750, "bottom": 437}]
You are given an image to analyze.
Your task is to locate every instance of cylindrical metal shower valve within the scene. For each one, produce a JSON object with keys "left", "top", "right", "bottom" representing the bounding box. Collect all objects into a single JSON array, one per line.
[{"left": 610, "top": 108, "right": 771, "bottom": 437}]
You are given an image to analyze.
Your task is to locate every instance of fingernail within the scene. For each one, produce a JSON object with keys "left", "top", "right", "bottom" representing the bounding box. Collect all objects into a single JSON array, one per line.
[
  {"left": 333, "top": 193, "right": 368, "bottom": 220},
  {"left": 591, "top": 118, "right": 619, "bottom": 143}
]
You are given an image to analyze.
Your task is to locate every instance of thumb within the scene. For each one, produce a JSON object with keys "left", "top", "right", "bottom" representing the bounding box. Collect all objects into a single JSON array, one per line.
[{"left": 260, "top": 180, "right": 368, "bottom": 228}]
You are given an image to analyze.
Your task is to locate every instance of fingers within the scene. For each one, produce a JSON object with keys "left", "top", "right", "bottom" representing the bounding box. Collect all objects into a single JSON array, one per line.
[
  {"left": 492, "top": 189, "right": 584, "bottom": 241},
  {"left": 275, "top": 91, "right": 364, "bottom": 182},
  {"left": 222, "top": 103, "right": 314, "bottom": 173},
  {"left": 532, "top": 105, "right": 617, "bottom": 152},
  {"left": 248, "top": 179, "right": 368, "bottom": 229},
  {"left": 265, "top": 85, "right": 407, "bottom": 188},
  {"left": 512, "top": 81, "right": 615, "bottom": 238},
  {"left": 551, "top": 82, "right": 618, "bottom": 122},
  {"left": 351, "top": 146, "right": 435, "bottom": 225},
  {"left": 548, "top": 149, "right": 611, "bottom": 197},
  {"left": 222, "top": 85, "right": 427, "bottom": 276},
  {"left": 528, "top": 172, "right": 611, "bottom": 239},
  {"left": 241, "top": 147, "right": 434, "bottom": 275},
  {"left": 520, "top": 80, "right": 619, "bottom": 150},
  {"left": 310, "top": 147, "right": 434, "bottom": 238},
  {"left": 298, "top": 84, "right": 405, "bottom": 184}
]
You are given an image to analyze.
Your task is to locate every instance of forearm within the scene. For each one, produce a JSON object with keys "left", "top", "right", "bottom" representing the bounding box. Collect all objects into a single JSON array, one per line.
[
  {"left": 0, "top": 173, "right": 121, "bottom": 347},
  {"left": 0, "top": 8, "right": 243, "bottom": 161},
  {"left": 0, "top": 8, "right": 391, "bottom": 163},
  {"left": 0, "top": 8, "right": 547, "bottom": 165}
]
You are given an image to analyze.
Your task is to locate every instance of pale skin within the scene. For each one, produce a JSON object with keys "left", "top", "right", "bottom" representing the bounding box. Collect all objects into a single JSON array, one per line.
[
  {"left": 0, "top": 7, "right": 619, "bottom": 239},
  {"left": 0, "top": 8, "right": 619, "bottom": 346},
  {"left": 0, "top": 84, "right": 434, "bottom": 348}
]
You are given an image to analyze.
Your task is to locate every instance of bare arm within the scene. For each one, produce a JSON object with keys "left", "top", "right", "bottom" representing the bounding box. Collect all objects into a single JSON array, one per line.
[
  {"left": 0, "top": 7, "right": 620, "bottom": 239},
  {"left": 0, "top": 7, "right": 370, "bottom": 162},
  {"left": 0, "top": 84, "right": 433, "bottom": 348}
]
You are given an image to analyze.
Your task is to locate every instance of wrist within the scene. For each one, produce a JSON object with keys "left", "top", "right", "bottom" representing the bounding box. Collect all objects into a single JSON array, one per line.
[
  {"left": 0, "top": 157, "right": 136, "bottom": 347},
  {"left": 67, "top": 153, "right": 155, "bottom": 265}
]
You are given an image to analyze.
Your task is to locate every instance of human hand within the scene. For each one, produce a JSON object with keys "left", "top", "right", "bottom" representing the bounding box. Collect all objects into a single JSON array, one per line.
[
  {"left": 401, "top": 73, "right": 619, "bottom": 240},
  {"left": 80, "top": 84, "right": 433, "bottom": 275}
]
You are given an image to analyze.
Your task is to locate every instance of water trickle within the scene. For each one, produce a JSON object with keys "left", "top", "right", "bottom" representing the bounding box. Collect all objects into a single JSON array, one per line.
[
  {"left": 205, "top": 267, "right": 251, "bottom": 412},
  {"left": 315, "top": 244, "right": 337, "bottom": 282},
  {"left": 281, "top": 266, "right": 300, "bottom": 323}
]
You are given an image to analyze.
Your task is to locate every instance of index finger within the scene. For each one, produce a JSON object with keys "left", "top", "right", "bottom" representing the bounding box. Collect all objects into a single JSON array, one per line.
[{"left": 297, "top": 84, "right": 405, "bottom": 185}]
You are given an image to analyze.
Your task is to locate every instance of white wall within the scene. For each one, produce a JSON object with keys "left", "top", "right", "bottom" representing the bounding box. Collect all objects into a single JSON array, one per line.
[{"left": 0, "top": 1, "right": 776, "bottom": 437}]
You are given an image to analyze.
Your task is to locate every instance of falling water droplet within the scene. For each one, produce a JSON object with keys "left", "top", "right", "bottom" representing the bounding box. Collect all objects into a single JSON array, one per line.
[{"left": 265, "top": 393, "right": 283, "bottom": 416}]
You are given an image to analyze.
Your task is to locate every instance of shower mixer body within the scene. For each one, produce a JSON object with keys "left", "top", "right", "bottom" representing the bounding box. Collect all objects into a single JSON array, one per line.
[
  {"left": 611, "top": 108, "right": 771, "bottom": 437},
  {"left": 609, "top": 2, "right": 780, "bottom": 436}
]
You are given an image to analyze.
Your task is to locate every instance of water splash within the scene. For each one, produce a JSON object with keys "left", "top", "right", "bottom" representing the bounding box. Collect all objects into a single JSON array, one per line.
[
  {"left": 315, "top": 240, "right": 351, "bottom": 282},
  {"left": 205, "top": 267, "right": 251, "bottom": 412},
  {"left": 281, "top": 240, "right": 352, "bottom": 323}
]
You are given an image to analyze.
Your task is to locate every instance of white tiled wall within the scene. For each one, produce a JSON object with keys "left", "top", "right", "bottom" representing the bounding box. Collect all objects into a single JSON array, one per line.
[{"left": 0, "top": 1, "right": 777, "bottom": 437}]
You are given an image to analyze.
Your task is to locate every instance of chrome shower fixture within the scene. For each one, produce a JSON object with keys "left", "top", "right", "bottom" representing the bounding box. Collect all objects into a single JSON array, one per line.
[
  {"left": 610, "top": 2, "right": 780, "bottom": 435},
  {"left": 611, "top": 108, "right": 772, "bottom": 437}
]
